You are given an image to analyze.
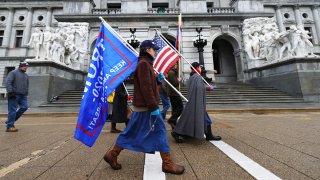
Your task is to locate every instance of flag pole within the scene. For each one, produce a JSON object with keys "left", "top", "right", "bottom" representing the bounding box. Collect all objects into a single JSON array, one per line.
[
  {"left": 154, "top": 69, "right": 188, "bottom": 102},
  {"left": 99, "top": 17, "right": 188, "bottom": 102},
  {"left": 177, "top": 13, "right": 182, "bottom": 91},
  {"left": 154, "top": 29, "right": 211, "bottom": 87}
]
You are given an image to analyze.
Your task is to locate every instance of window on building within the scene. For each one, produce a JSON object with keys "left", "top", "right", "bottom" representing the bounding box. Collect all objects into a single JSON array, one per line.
[
  {"left": 0, "top": 30, "right": 4, "bottom": 46},
  {"left": 304, "top": 27, "right": 313, "bottom": 44},
  {"left": 152, "top": 3, "right": 169, "bottom": 14},
  {"left": 207, "top": 2, "right": 214, "bottom": 8},
  {"left": 107, "top": 3, "right": 121, "bottom": 8},
  {"left": 2, "top": 67, "right": 15, "bottom": 86},
  {"left": 15, "top": 30, "right": 23, "bottom": 48}
]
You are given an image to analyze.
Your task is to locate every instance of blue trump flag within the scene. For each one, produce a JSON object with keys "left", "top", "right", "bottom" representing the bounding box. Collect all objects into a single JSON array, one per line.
[{"left": 74, "top": 22, "right": 138, "bottom": 147}]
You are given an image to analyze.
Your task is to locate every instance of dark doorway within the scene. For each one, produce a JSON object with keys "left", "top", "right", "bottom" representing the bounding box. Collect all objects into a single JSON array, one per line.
[{"left": 212, "top": 38, "right": 237, "bottom": 83}]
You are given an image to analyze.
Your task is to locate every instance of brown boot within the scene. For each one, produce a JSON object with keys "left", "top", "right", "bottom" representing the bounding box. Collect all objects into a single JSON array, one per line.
[
  {"left": 103, "top": 145, "right": 123, "bottom": 170},
  {"left": 160, "top": 152, "right": 185, "bottom": 175}
]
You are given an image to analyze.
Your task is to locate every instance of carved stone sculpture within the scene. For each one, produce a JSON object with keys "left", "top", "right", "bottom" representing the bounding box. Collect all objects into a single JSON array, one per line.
[
  {"left": 26, "top": 27, "right": 43, "bottom": 59},
  {"left": 242, "top": 17, "right": 317, "bottom": 68},
  {"left": 27, "top": 22, "right": 89, "bottom": 70}
]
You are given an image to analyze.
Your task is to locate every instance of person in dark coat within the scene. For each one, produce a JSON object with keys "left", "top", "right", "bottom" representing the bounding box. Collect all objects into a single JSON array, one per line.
[
  {"left": 5, "top": 61, "right": 29, "bottom": 132},
  {"left": 172, "top": 62, "right": 221, "bottom": 143},
  {"left": 110, "top": 83, "right": 131, "bottom": 133},
  {"left": 166, "top": 63, "right": 183, "bottom": 129},
  {"left": 103, "top": 40, "right": 184, "bottom": 175}
]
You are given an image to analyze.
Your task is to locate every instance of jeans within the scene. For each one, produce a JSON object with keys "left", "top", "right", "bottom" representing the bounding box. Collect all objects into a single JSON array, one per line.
[
  {"left": 205, "top": 112, "right": 213, "bottom": 125},
  {"left": 160, "top": 92, "right": 171, "bottom": 120},
  {"left": 7, "top": 95, "right": 29, "bottom": 129}
]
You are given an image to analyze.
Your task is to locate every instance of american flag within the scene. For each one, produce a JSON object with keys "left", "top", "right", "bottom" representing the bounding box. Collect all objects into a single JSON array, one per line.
[{"left": 153, "top": 32, "right": 180, "bottom": 76}]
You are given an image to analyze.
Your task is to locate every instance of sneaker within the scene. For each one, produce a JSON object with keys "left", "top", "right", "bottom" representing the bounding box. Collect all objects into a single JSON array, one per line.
[{"left": 6, "top": 127, "right": 18, "bottom": 132}]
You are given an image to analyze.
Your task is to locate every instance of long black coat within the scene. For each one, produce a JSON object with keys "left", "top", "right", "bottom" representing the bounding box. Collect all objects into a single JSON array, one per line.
[
  {"left": 173, "top": 73, "right": 207, "bottom": 138},
  {"left": 111, "top": 84, "right": 128, "bottom": 123}
]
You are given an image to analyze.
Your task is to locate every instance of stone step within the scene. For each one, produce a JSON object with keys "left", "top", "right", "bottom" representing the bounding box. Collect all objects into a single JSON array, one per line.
[{"left": 41, "top": 82, "right": 307, "bottom": 107}]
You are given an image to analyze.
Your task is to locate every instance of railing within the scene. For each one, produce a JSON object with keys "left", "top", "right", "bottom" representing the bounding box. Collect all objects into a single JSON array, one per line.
[
  {"left": 207, "top": 7, "right": 235, "bottom": 14},
  {"left": 148, "top": 8, "right": 180, "bottom": 14},
  {"left": 92, "top": 8, "right": 121, "bottom": 14}
]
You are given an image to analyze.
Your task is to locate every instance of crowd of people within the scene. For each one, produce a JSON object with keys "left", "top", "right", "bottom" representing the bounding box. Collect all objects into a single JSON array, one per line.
[{"left": 5, "top": 39, "right": 221, "bottom": 176}]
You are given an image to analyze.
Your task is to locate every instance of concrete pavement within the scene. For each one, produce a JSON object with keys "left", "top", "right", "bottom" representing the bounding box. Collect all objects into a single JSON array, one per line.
[{"left": 0, "top": 112, "right": 319, "bottom": 179}]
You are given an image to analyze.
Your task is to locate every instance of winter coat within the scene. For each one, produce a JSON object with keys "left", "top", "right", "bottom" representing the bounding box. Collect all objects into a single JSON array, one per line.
[{"left": 6, "top": 68, "right": 29, "bottom": 95}]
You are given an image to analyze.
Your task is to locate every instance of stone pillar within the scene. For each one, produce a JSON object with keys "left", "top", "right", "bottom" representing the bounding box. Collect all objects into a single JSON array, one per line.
[
  {"left": 2, "top": 8, "right": 14, "bottom": 47},
  {"left": 312, "top": 5, "right": 320, "bottom": 41},
  {"left": 24, "top": 7, "right": 34, "bottom": 46},
  {"left": 294, "top": 5, "right": 303, "bottom": 27},
  {"left": 46, "top": 7, "right": 53, "bottom": 27},
  {"left": 275, "top": 5, "right": 285, "bottom": 32}
]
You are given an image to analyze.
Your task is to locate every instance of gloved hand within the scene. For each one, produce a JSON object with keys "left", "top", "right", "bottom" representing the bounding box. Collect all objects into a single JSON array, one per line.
[
  {"left": 150, "top": 109, "right": 161, "bottom": 117},
  {"left": 8, "top": 92, "right": 16, "bottom": 99},
  {"left": 157, "top": 73, "right": 165, "bottom": 81},
  {"left": 127, "top": 95, "right": 133, "bottom": 101},
  {"left": 209, "top": 85, "right": 215, "bottom": 91}
]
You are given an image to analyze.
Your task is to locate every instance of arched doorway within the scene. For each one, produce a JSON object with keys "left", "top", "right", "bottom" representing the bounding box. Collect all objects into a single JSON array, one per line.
[{"left": 212, "top": 36, "right": 239, "bottom": 83}]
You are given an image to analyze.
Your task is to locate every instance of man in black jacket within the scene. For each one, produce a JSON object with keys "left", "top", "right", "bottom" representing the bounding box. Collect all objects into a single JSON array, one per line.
[
  {"left": 5, "top": 61, "right": 29, "bottom": 132},
  {"left": 166, "top": 63, "right": 183, "bottom": 129}
]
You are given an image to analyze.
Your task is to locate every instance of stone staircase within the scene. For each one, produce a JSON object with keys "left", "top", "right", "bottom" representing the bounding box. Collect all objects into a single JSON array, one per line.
[{"left": 39, "top": 82, "right": 307, "bottom": 108}]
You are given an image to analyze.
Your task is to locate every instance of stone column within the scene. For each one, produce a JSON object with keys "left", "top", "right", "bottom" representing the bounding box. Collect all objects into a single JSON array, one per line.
[
  {"left": 46, "top": 7, "right": 53, "bottom": 27},
  {"left": 24, "top": 7, "right": 33, "bottom": 45},
  {"left": 275, "top": 5, "right": 285, "bottom": 32},
  {"left": 312, "top": 5, "right": 320, "bottom": 41},
  {"left": 2, "top": 8, "right": 14, "bottom": 47},
  {"left": 294, "top": 5, "right": 303, "bottom": 27}
]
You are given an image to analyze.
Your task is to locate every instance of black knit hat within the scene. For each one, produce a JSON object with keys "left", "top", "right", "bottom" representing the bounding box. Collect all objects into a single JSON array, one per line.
[
  {"left": 191, "top": 62, "right": 201, "bottom": 69},
  {"left": 19, "top": 61, "right": 29, "bottom": 67}
]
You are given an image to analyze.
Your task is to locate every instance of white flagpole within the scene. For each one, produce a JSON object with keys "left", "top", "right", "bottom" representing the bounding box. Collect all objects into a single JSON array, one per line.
[
  {"left": 154, "top": 29, "right": 211, "bottom": 87},
  {"left": 99, "top": 17, "right": 188, "bottom": 102}
]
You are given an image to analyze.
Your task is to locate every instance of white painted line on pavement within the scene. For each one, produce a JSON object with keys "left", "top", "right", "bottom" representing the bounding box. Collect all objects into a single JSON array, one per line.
[
  {"left": 210, "top": 141, "right": 281, "bottom": 180},
  {"left": 144, "top": 152, "right": 165, "bottom": 180}
]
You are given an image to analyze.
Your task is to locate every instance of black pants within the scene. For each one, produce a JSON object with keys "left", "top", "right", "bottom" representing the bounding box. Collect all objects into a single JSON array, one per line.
[{"left": 168, "top": 96, "right": 183, "bottom": 123}]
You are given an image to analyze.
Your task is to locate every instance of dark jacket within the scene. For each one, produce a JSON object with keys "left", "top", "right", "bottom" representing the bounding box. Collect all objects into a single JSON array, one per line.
[
  {"left": 132, "top": 53, "right": 160, "bottom": 111},
  {"left": 6, "top": 68, "right": 29, "bottom": 95},
  {"left": 111, "top": 84, "right": 128, "bottom": 123},
  {"left": 166, "top": 69, "right": 179, "bottom": 96}
]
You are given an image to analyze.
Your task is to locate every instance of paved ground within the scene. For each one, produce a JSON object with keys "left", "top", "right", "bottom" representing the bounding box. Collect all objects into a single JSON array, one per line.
[{"left": 0, "top": 112, "right": 319, "bottom": 180}]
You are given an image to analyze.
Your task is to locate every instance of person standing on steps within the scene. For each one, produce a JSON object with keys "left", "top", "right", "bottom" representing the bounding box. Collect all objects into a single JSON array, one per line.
[
  {"left": 5, "top": 61, "right": 29, "bottom": 132},
  {"left": 103, "top": 40, "right": 185, "bottom": 175}
]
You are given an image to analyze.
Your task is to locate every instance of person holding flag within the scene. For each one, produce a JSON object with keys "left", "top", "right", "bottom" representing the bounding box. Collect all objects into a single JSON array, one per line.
[{"left": 104, "top": 40, "right": 185, "bottom": 175}]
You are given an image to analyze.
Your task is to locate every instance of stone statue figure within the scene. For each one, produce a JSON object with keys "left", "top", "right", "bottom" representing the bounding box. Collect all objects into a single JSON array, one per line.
[
  {"left": 242, "top": 29, "right": 255, "bottom": 59},
  {"left": 288, "top": 25, "right": 304, "bottom": 57},
  {"left": 50, "top": 28, "right": 65, "bottom": 63},
  {"left": 297, "top": 25, "right": 315, "bottom": 56},
  {"left": 249, "top": 31, "right": 261, "bottom": 59},
  {"left": 26, "top": 27, "right": 43, "bottom": 59},
  {"left": 43, "top": 27, "right": 53, "bottom": 59},
  {"left": 277, "top": 31, "right": 292, "bottom": 60}
]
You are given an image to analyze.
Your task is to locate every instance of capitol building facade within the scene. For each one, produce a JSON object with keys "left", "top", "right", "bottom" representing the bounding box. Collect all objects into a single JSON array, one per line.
[{"left": 0, "top": 0, "right": 319, "bottom": 106}]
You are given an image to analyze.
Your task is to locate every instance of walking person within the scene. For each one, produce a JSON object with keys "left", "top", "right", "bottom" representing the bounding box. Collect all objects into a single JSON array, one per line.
[
  {"left": 159, "top": 79, "right": 170, "bottom": 120},
  {"left": 166, "top": 63, "right": 183, "bottom": 129},
  {"left": 103, "top": 40, "right": 184, "bottom": 175},
  {"left": 172, "top": 62, "right": 221, "bottom": 142},
  {"left": 110, "top": 83, "right": 132, "bottom": 133},
  {"left": 5, "top": 61, "right": 29, "bottom": 132}
]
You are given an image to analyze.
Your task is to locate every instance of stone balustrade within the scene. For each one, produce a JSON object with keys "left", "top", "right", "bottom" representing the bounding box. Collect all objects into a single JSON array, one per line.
[
  {"left": 92, "top": 8, "right": 121, "bottom": 14},
  {"left": 207, "top": 7, "right": 235, "bottom": 14},
  {"left": 147, "top": 8, "right": 180, "bottom": 14}
]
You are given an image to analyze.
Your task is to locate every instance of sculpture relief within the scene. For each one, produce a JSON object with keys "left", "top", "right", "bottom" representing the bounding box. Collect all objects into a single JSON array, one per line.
[
  {"left": 242, "top": 17, "right": 317, "bottom": 68},
  {"left": 26, "top": 22, "right": 89, "bottom": 70}
]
